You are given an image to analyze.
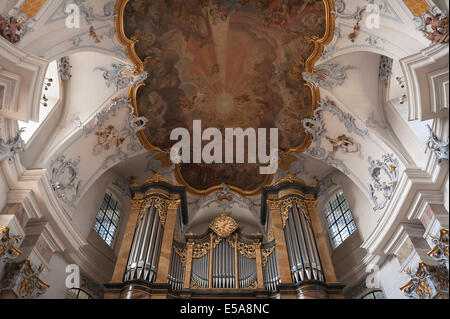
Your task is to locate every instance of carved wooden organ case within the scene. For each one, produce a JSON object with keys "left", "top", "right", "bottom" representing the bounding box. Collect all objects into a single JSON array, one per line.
[{"left": 109, "top": 174, "right": 342, "bottom": 299}]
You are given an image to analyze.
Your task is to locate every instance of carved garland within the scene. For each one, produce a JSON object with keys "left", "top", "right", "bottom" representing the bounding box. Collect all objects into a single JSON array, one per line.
[
  {"left": 172, "top": 246, "right": 187, "bottom": 266},
  {"left": 0, "top": 227, "right": 22, "bottom": 262},
  {"left": 0, "top": 259, "right": 49, "bottom": 299},
  {"left": 226, "top": 235, "right": 257, "bottom": 259},
  {"left": 268, "top": 197, "right": 316, "bottom": 228},
  {"left": 136, "top": 197, "right": 180, "bottom": 227},
  {"left": 401, "top": 228, "right": 449, "bottom": 299},
  {"left": 192, "top": 242, "right": 211, "bottom": 259},
  {"left": 261, "top": 245, "right": 276, "bottom": 268}
]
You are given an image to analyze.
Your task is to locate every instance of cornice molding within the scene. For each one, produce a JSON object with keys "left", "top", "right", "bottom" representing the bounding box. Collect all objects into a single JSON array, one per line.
[
  {"left": 0, "top": 36, "right": 47, "bottom": 122},
  {"left": 1, "top": 156, "right": 87, "bottom": 253},
  {"left": 400, "top": 43, "right": 449, "bottom": 121},
  {"left": 361, "top": 153, "right": 448, "bottom": 256}
]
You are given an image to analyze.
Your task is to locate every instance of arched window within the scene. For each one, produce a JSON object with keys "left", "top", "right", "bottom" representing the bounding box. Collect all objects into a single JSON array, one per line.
[
  {"left": 93, "top": 192, "right": 121, "bottom": 246},
  {"left": 361, "top": 290, "right": 385, "bottom": 299},
  {"left": 67, "top": 288, "right": 93, "bottom": 299},
  {"left": 324, "top": 191, "right": 357, "bottom": 248}
]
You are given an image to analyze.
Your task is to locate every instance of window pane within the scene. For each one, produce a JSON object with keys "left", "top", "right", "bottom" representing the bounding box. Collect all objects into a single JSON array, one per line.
[
  {"left": 93, "top": 221, "right": 101, "bottom": 232},
  {"left": 336, "top": 192, "right": 345, "bottom": 203},
  {"left": 348, "top": 221, "right": 357, "bottom": 234},
  {"left": 344, "top": 211, "right": 353, "bottom": 224},
  {"left": 112, "top": 214, "right": 120, "bottom": 226},
  {"left": 324, "top": 192, "right": 357, "bottom": 248},
  {"left": 330, "top": 197, "right": 339, "bottom": 209},
  {"left": 337, "top": 217, "right": 346, "bottom": 230},
  {"left": 340, "top": 228, "right": 349, "bottom": 241},
  {"left": 93, "top": 193, "right": 121, "bottom": 246},
  {"left": 340, "top": 200, "right": 349, "bottom": 212},
  {"left": 330, "top": 225, "right": 338, "bottom": 237},
  {"left": 374, "top": 291, "right": 385, "bottom": 299},
  {"left": 332, "top": 236, "right": 342, "bottom": 248},
  {"left": 326, "top": 214, "right": 335, "bottom": 226},
  {"left": 98, "top": 227, "right": 107, "bottom": 239}
]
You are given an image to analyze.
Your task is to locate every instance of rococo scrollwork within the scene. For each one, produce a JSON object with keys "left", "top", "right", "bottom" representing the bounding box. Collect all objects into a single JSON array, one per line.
[
  {"left": 368, "top": 154, "right": 399, "bottom": 211},
  {"left": 0, "top": 128, "right": 25, "bottom": 163},
  {"left": 401, "top": 228, "right": 449, "bottom": 299},
  {"left": 268, "top": 197, "right": 315, "bottom": 228},
  {"left": 50, "top": 155, "right": 82, "bottom": 207},
  {"left": 0, "top": 259, "right": 49, "bottom": 299},
  {"left": 426, "top": 125, "right": 449, "bottom": 165},
  {"left": 137, "top": 196, "right": 180, "bottom": 227},
  {"left": 0, "top": 227, "right": 22, "bottom": 263}
]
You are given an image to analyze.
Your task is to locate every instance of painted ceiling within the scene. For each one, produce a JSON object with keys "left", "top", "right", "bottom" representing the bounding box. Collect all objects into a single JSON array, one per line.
[{"left": 118, "top": 0, "right": 333, "bottom": 195}]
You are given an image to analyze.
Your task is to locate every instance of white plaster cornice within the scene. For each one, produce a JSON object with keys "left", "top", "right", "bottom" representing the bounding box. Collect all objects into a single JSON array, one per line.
[
  {"left": 0, "top": 36, "right": 48, "bottom": 122},
  {"left": 361, "top": 153, "right": 447, "bottom": 255},
  {"left": 400, "top": 44, "right": 449, "bottom": 121},
  {"left": 1, "top": 155, "right": 88, "bottom": 253}
]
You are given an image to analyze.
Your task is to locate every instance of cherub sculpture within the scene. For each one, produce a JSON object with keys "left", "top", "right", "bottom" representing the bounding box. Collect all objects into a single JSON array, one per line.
[{"left": 421, "top": 11, "right": 449, "bottom": 43}]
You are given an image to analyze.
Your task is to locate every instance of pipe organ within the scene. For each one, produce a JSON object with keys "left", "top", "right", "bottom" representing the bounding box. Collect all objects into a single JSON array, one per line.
[
  {"left": 283, "top": 199, "right": 324, "bottom": 284},
  {"left": 105, "top": 173, "right": 344, "bottom": 299},
  {"left": 124, "top": 200, "right": 164, "bottom": 282},
  {"left": 166, "top": 214, "right": 275, "bottom": 291},
  {"left": 262, "top": 244, "right": 281, "bottom": 292}
]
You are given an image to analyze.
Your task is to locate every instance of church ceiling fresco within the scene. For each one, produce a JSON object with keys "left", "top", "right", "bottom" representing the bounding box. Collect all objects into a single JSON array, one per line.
[{"left": 115, "top": 0, "right": 335, "bottom": 196}]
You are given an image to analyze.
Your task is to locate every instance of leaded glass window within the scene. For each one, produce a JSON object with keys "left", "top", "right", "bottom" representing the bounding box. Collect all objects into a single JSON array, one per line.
[
  {"left": 93, "top": 192, "right": 120, "bottom": 246},
  {"left": 361, "top": 290, "right": 385, "bottom": 299},
  {"left": 324, "top": 191, "right": 357, "bottom": 248}
]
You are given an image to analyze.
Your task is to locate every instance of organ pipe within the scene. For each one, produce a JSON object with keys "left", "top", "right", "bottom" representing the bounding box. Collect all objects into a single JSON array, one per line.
[
  {"left": 283, "top": 200, "right": 324, "bottom": 284},
  {"left": 124, "top": 203, "right": 164, "bottom": 282}
]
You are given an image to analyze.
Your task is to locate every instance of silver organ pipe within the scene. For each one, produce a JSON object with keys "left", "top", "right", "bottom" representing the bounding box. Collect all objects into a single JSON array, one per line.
[
  {"left": 262, "top": 244, "right": 281, "bottom": 292},
  {"left": 124, "top": 203, "right": 163, "bottom": 282},
  {"left": 168, "top": 243, "right": 185, "bottom": 291},
  {"left": 238, "top": 252, "right": 257, "bottom": 288},
  {"left": 212, "top": 239, "right": 235, "bottom": 288},
  {"left": 191, "top": 239, "right": 210, "bottom": 288},
  {"left": 284, "top": 201, "right": 324, "bottom": 284}
]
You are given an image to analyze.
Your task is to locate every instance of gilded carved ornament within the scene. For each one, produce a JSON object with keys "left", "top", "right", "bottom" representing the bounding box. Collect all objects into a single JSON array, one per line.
[
  {"left": 226, "top": 234, "right": 257, "bottom": 259},
  {"left": 173, "top": 246, "right": 187, "bottom": 266},
  {"left": 191, "top": 278, "right": 202, "bottom": 289},
  {"left": 0, "top": 227, "right": 22, "bottom": 262},
  {"left": 191, "top": 241, "right": 211, "bottom": 259},
  {"left": 135, "top": 197, "right": 180, "bottom": 227},
  {"left": 274, "top": 173, "right": 306, "bottom": 186},
  {"left": 400, "top": 262, "right": 448, "bottom": 299},
  {"left": 0, "top": 259, "right": 49, "bottom": 299},
  {"left": 427, "top": 228, "right": 449, "bottom": 261},
  {"left": 401, "top": 228, "right": 449, "bottom": 299},
  {"left": 191, "top": 216, "right": 263, "bottom": 260},
  {"left": 267, "top": 197, "right": 316, "bottom": 228},
  {"left": 261, "top": 245, "right": 276, "bottom": 268}
]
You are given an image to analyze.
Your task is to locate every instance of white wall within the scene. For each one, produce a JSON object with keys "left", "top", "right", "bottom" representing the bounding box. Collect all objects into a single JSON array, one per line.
[
  {"left": 0, "top": 168, "right": 7, "bottom": 213},
  {"left": 318, "top": 171, "right": 378, "bottom": 285},
  {"left": 70, "top": 169, "right": 130, "bottom": 279},
  {"left": 38, "top": 252, "right": 71, "bottom": 299},
  {"left": 378, "top": 255, "right": 410, "bottom": 299}
]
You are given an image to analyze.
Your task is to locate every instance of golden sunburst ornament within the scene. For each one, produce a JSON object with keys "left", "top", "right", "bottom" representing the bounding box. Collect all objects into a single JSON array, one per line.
[{"left": 209, "top": 214, "right": 238, "bottom": 238}]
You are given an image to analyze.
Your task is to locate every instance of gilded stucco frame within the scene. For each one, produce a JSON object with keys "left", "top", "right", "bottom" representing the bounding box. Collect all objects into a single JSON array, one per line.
[{"left": 114, "top": 0, "right": 336, "bottom": 197}]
